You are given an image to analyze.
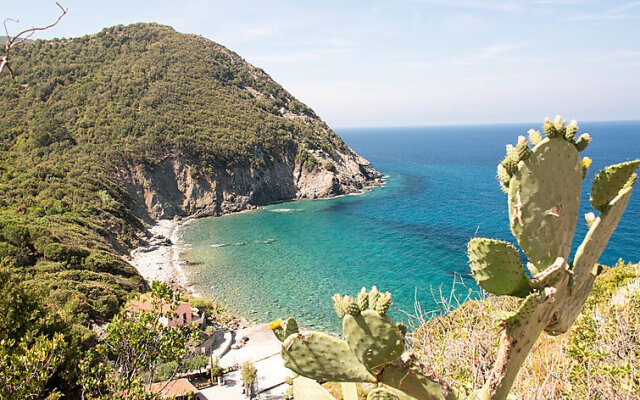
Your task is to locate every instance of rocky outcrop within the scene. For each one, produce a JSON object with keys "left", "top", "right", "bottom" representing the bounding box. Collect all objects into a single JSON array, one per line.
[{"left": 118, "top": 145, "right": 381, "bottom": 222}]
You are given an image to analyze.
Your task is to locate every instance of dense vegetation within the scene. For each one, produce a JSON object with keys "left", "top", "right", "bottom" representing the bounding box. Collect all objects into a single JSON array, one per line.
[
  {"left": 0, "top": 22, "right": 350, "bottom": 329},
  {"left": 0, "top": 23, "right": 352, "bottom": 397}
]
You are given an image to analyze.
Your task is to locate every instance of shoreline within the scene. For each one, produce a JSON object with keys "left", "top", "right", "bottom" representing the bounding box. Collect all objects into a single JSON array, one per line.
[
  {"left": 129, "top": 218, "right": 190, "bottom": 288},
  {"left": 127, "top": 178, "right": 387, "bottom": 324}
]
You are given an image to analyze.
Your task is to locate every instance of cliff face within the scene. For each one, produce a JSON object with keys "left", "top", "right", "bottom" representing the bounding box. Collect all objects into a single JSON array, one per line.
[{"left": 119, "top": 144, "right": 380, "bottom": 221}]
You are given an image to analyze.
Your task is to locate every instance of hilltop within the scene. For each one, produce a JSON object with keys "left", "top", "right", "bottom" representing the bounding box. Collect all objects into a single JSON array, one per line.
[{"left": 0, "top": 23, "right": 380, "bottom": 336}]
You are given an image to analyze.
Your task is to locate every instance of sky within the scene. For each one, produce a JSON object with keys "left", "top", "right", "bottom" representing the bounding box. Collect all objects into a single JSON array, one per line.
[{"left": 3, "top": 1, "right": 640, "bottom": 127}]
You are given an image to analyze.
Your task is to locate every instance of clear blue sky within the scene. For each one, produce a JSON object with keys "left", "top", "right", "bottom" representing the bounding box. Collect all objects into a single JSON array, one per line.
[{"left": 4, "top": 1, "right": 640, "bottom": 127}]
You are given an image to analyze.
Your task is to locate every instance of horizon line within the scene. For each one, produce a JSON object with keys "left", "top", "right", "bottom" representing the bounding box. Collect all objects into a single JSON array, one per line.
[{"left": 333, "top": 118, "right": 640, "bottom": 131}]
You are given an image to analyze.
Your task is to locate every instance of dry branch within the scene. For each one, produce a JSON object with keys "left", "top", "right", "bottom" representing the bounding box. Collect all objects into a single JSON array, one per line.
[{"left": 1, "top": 2, "right": 67, "bottom": 78}]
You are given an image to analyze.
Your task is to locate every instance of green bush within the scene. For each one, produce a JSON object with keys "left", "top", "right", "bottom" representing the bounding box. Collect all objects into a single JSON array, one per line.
[
  {"left": 43, "top": 243, "right": 68, "bottom": 261},
  {"left": 185, "top": 355, "right": 209, "bottom": 371},
  {"left": 324, "top": 161, "right": 336, "bottom": 172}
]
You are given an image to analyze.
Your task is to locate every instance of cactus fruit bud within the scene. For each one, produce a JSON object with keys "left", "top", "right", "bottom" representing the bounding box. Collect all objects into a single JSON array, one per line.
[
  {"left": 284, "top": 376, "right": 293, "bottom": 386},
  {"left": 575, "top": 133, "right": 591, "bottom": 152},
  {"left": 501, "top": 157, "right": 518, "bottom": 175},
  {"left": 357, "top": 287, "right": 369, "bottom": 311},
  {"left": 373, "top": 292, "right": 392, "bottom": 314},
  {"left": 543, "top": 117, "right": 559, "bottom": 138},
  {"left": 554, "top": 115, "right": 564, "bottom": 127},
  {"left": 554, "top": 114, "right": 566, "bottom": 137},
  {"left": 369, "top": 286, "right": 380, "bottom": 309},
  {"left": 497, "top": 164, "right": 511, "bottom": 192},
  {"left": 506, "top": 144, "right": 518, "bottom": 159},
  {"left": 566, "top": 120, "right": 578, "bottom": 141},
  {"left": 344, "top": 296, "right": 361, "bottom": 316},
  {"left": 333, "top": 294, "right": 346, "bottom": 318},
  {"left": 585, "top": 212, "right": 596, "bottom": 228},
  {"left": 516, "top": 136, "right": 530, "bottom": 161},
  {"left": 397, "top": 323, "right": 408, "bottom": 337},
  {"left": 528, "top": 129, "right": 542, "bottom": 146}
]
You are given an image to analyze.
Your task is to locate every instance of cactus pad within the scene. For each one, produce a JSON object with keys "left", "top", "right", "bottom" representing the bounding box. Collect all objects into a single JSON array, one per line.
[
  {"left": 467, "top": 238, "right": 532, "bottom": 297},
  {"left": 502, "top": 291, "right": 543, "bottom": 329},
  {"left": 379, "top": 363, "right": 453, "bottom": 400},
  {"left": 341, "top": 383, "right": 359, "bottom": 400},
  {"left": 546, "top": 185, "right": 634, "bottom": 334},
  {"left": 283, "top": 317, "right": 299, "bottom": 340},
  {"left": 508, "top": 138, "right": 582, "bottom": 271},
  {"left": 368, "top": 388, "right": 400, "bottom": 400},
  {"left": 590, "top": 160, "right": 640, "bottom": 212},
  {"left": 343, "top": 310, "right": 404, "bottom": 374},
  {"left": 292, "top": 376, "right": 337, "bottom": 400},
  {"left": 282, "top": 332, "right": 376, "bottom": 382}
]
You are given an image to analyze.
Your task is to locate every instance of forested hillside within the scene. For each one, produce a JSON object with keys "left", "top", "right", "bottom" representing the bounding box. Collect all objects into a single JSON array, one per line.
[{"left": 0, "top": 23, "right": 379, "bottom": 342}]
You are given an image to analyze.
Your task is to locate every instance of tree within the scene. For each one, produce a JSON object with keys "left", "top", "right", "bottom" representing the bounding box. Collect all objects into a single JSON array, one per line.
[
  {"left": 78, "top": 281, "right": 198, "bottom": 400},
  {"left": 1, "top": 2, "right": 67, "bottom": 77},
  {"left": 240, "top": 361, "right": 258, "bottom": 396}
]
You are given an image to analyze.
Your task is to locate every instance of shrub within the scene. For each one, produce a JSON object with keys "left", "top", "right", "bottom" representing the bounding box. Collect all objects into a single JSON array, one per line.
[{"left": 324, "top": 161, "right": 336, "bottom": 172}]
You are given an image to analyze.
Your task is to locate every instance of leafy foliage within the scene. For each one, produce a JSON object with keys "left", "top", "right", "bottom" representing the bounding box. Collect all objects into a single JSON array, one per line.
[
  {"left": 0, "top": 268, "right": 76, "bottom": 399},
  {"left": 241, "top": 361, "right": 258, "bottom": 387},
  {"left": 78, "top": 282, "right": 199, "bottom": 399},
  {"left": 0, "top": 22, "right": 349, "bottom": 345}
]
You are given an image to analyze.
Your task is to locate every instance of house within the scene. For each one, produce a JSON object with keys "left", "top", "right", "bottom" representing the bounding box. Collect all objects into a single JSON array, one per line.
[
  {"left": 146, "top": 378, "right": 205, "bottom": 400},
  {"left": 128, "top": 296, "right": 205, "bottom": 328}
]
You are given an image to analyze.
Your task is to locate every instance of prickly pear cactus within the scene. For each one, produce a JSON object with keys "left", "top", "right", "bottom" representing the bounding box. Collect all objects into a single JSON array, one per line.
[
  {"left": 272, "top": 287, "right": 457, "bottom": 400},
  {"left": 272, "top": 117, "right": 638, "bottom": 400},
  {"left": 468, "top": 116, "right": 638, "bottom": 398}
]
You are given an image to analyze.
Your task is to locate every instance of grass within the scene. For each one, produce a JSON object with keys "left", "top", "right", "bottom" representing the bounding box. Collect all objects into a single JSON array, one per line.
[{"left": 408, "top": 259, "right": 640, "bottom": 399}]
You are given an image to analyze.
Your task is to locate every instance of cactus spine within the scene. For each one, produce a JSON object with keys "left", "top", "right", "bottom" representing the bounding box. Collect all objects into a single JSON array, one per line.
[{"left": 272, "top": 117, "right": 638, "bottom": 400}]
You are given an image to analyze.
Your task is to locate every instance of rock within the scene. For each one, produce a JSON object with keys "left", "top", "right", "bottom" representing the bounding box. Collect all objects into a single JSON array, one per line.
[{"left": 117, "top": 148, "right": 380, "bottom": 222}]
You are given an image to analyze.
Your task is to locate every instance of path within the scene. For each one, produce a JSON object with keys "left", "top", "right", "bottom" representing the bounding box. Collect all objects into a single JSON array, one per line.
[{"left": 200, "top": 324, "right": 291, "bottom": 399}]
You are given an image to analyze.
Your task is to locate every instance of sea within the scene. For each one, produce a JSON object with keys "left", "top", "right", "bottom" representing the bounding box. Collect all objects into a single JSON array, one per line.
[{"left": 178, "top": 121, "right": 640, "bottom": 332}]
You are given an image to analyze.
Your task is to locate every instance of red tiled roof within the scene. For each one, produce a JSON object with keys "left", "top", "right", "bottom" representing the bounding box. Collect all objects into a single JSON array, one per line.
[
  {"left": 146, "top": 378, "right": 198, "bottom": 397},
  {"left": 128, "top": 297, "right": 191, "bottom": 315}
]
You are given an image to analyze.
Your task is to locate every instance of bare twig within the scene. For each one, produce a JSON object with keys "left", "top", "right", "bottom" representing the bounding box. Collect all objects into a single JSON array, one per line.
[{"left": 1, "top": 2, "right": 67, "bottom": 78}]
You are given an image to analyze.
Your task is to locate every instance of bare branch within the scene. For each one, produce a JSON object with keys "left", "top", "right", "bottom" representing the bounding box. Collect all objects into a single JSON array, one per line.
[{"left": 1, "top": 2, "right": 67, "bottom": 78}]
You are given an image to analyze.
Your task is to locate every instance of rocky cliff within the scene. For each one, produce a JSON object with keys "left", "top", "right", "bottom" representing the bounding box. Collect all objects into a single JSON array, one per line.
[{"left": 119, "top": 143, "right": 380, "bottom": 221}]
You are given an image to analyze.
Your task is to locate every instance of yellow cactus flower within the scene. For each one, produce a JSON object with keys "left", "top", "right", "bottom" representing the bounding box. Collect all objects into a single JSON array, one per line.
[
  {"left": 268, "top": 319, "right": 282, "bottom": 330},
  {"left": 582, "top": 157, "right": 592, "bottom": 169}
]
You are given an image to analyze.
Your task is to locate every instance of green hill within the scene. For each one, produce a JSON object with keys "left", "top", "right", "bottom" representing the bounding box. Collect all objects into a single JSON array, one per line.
[{"left": 0, "top": 23, "right": 379, "bottom": 338}]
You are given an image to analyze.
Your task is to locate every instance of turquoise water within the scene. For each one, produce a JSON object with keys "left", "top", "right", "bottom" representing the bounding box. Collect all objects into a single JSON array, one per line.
[{"left": 179, "top": 121, "right": 640, "bottom": 332}]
